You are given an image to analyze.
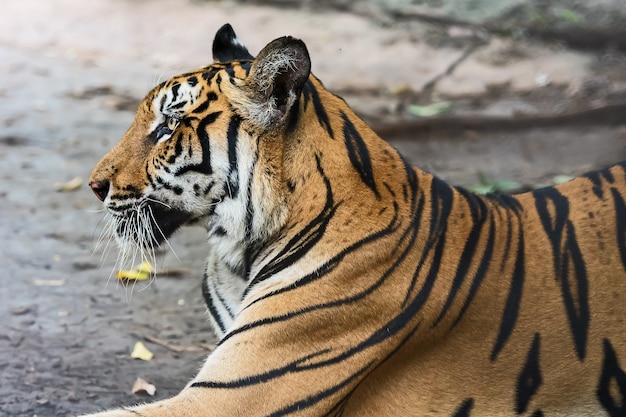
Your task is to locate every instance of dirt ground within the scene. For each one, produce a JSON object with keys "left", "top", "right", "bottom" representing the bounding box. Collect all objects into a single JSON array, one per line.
[{"left": 1, "top": 1, "right": 625, "bottom": 416}]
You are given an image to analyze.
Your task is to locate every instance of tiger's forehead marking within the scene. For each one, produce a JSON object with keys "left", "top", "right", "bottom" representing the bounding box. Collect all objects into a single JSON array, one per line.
[
  {"left": 154, "top": 79, "right": 202, "bottom": 115},
  {"left": 153, "top": 62, "right": 251, "bottom": 111},
  {"left": 202, "top": 61, "right": 252, "bottom": 84},
  {"left": 145, "top": 61, "right": 253, "bottom": 133}
]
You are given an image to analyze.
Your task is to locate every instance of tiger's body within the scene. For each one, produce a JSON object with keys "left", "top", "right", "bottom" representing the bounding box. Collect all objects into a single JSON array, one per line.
[{"left": 86, "top": 24, "right": 626, "bottom": 417}]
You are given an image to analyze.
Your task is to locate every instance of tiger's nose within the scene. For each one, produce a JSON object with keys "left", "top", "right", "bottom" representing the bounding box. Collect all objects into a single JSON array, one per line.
[{"left": 89, "top": 180, "right": 110, "bottom": 201}]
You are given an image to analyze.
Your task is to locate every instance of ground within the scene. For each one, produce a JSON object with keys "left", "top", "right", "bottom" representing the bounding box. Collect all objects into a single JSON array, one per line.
[{"left": 1, "top": 1, "right": 625, "bottom": 416}]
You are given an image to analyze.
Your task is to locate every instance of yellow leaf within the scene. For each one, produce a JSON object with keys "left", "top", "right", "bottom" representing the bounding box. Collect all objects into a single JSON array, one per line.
[
  {"left": 116, "top": 261, "right": 154, "bottom": 281},
  {"left": 131, "top": 342, "right": 154, "bottom": 361}
]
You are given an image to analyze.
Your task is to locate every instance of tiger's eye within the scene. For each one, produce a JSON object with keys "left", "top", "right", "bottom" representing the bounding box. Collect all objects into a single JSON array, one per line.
[{"left": 167, "top": 116, "right": 179, "bottom": 130}]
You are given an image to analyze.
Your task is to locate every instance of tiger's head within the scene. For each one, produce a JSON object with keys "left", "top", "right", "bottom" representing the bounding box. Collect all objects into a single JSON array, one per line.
[{"left": 89, "top": 24, "right": 311, "bottom": 266}]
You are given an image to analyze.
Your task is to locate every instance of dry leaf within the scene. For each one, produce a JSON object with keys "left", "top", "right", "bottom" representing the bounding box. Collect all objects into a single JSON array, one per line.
[
  {"left": 116, "top": 261, "right": 153, "bottom": 281},
  {"left": 130, "top": 341, "right": 154, "bottom": 361},
  {"left": 131, "top": 377, "right": 156, "bottom": 396},
  {"left": 54, "top": 177, "right": 83, "bottom": 192}
]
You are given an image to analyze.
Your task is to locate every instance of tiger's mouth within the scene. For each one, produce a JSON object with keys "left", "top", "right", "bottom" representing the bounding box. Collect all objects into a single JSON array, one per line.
[{"left": 112, "top": 200, "right": 194, "bottom": 247}]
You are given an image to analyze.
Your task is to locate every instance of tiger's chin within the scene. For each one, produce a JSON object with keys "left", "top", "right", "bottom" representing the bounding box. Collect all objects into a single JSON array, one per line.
[{"left": 110, "top": 201, "right": 195, "bottom": 256}]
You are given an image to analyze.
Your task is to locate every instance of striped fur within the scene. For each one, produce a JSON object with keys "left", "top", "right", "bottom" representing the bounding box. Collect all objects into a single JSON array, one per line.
[{"left": 85, "top": 24, "right": 626, "bottom": 416}]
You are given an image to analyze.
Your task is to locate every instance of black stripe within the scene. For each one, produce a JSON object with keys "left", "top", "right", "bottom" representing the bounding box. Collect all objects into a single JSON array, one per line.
[
  {"left": 197, "top": 220, "right": 431, "bottom": 412},
  {"left": 395, "top": 193, "right": 425, "bottom": 307},
  {"left": 245, "top": 154, "right": 335, "bottom": 294},
  {"left": 560, "top": 220, "right": 590, "bottom": 360},
  {"left": 486, "top": 192, "right": 523, "bottom": 214},
  {"left": 243, "top": 63, "right": 251, "bottom": 76},
  {"left": 325, "top": 319, "right": 422, "bottom": 417},
  {"left": 499, "top": 208, "right": 514, "bottom": 272},
  {"left": 173, "top": 111, "right": 222, "bottom": 176},
  {"left": 407, "top": 229, "right": 446, "bottom": 320},
  {"left": 341, "top": 111, "right": 380, "bottom": 199},
  {"left": 169, "top": 100, "right": 187, "bottom": 110},
  {"left": 434, "top": 188, "right": 489, "bottom": 326},
  {"left": 452, "top": 398, "right": 474, "bottom": 417},
  {"left": 192, "top": 349, "right": 333, "bottom": 388},
  {"left": 491, "top": 218, "right": 525, "bottom": 361},
  {"left": 226, "top": 115, "right": 242, "bottom": 198},
  {"left": 516, "top": 333, "right": 543, "bottom": 414},
  {"left": 202, "top": 68, "right": 218, "bottom": 82},
  {"left": 212, "top": 265, "right": 422, "bottom": 390},
  {"left": 264, "top": 362, "right": 374, "bottom": 417},
  {"left": 597, "top": 338, "right": 626, "bottom": 417},
  {"left": 214, "top": 282, "right": 235, "bottom": 319},
  {"left": 186, "top": 133, "right": 194, "bottom": 158},
  {"left": 586, "top": 167, "right": 615, "bottom": 199},
  {"left": 154, "top": 175, "right": 183, "bottom": 195},
  {"left": 191, "top": 91, "right": 217, "bottom": 114},
  {"left": 449, "top": 214, "right": 497, "bottom": 329},
  {"left": 327, "top": 319, "right": 422, "bottom": 417},
  {"left": 242, "top": 146, "right": 258, "bottom": 257},
  {"left": 202, "top": 275, "right": 226, "bottom": 334},
  {"left": 534, "top": 187, "right": 589, "bottom": 360},
  {"left": 611, "top": 187, "right": 626, "bottom": 271},
  {"left": 303, "top": 80, "right": 334, "bottom": 139},
  {"left": 403, "top": 176, "right": 452, "bottom": 307},
  {"left": 110, "top": 194, "right": 142, "bottom": 203},
  {"left": 167, "top": 135, "right": 184, "bottom": 164},
  {"left": 246, "top": 271, "right": 434, "bottom": 413},
  {"left": 323, "top": 394, "right": 350, "bottom": 417},
  {"left": 171, "top": 82, "right": 180, "bottom": 100},
  {"left": 401, "top": 155, "right": 419, "bottom": 200},
  {"left": 145, "top": 160, "right": 155, "bottom": 188},
  {"left": 221, "top": 206, "right": 400, "bottom": 346},
  {"left": 158, "top": 93, "right": 166, "bottom": 113}
]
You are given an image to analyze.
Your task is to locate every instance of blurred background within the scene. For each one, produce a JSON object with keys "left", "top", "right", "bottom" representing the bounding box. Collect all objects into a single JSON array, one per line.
[{"left": 1, "top": 0, "right": 625, "bottom": 415}]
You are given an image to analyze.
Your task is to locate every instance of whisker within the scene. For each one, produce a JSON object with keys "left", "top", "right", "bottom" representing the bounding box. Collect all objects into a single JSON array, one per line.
[
  {"left": 148, "top": 205, "right": 181, "bottom": 262},
  {"left": 144, "top": 196, "right": 173, "bottom": 210},
  {"left": 96, "top": 216, "right": 116, "bottom": 254},
  {"left": 93, "top": 196, "right": 187, "bottom": 300},
  {"left": 86, "top": 207, "right": 107, "bottom": 214},
  {"left": 136, "top": 209, "right": 157, "bottom": 293}
]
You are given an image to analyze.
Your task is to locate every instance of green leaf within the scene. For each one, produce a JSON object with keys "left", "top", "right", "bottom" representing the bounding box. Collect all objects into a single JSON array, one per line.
[
  {"left": 493, "top": 178, "right": 522, "bottom": 192},
  {"left": 470, "top": 174, "right": 521, "bottom": 195},
  {"left": 408, "top": 101, "right": 453, "bottom": 117},
  {"left": 553, "top": 175, "right": 574, "bottom": 185},
  {"left": 469, "top": 184, "right": 495, "bottom": 195},
  {"left": 553, "top": 7, "right": 584, "bottom": 23}
]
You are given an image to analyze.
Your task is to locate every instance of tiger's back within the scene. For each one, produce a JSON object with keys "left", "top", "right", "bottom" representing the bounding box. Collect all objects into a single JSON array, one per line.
[
  {"left": 85, "top": 24, "right": 626, "bottom": 417},
  {"left": 345, "top": 161, "right": 626, "bottom": 416}
]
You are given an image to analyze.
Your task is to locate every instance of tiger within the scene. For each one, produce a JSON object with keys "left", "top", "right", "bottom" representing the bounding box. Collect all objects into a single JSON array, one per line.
[{"left": 85, "top": 23, "right": 626, "bottom": 417}]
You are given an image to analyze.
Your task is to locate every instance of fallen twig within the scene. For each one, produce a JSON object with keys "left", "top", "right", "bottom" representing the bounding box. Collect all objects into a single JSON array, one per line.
[
  {"left": 143, "top": 334, "right": 215, "bottom": 353},
  {"left": 372, "top": 102, "right": 626, "bottom": 136}
]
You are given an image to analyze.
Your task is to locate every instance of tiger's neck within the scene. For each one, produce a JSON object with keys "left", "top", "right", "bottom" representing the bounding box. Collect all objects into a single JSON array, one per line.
[
  {"left": 229, "top": 78, "right": 525, "bottom": 352},
  {"left": 203, "top": 76, "right": 522, "bottom": 345}
]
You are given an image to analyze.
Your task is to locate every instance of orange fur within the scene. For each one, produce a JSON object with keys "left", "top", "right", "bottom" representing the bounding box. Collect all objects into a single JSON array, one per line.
[{"left": 85, "top": 25, "right": 626, "bottom": 417}]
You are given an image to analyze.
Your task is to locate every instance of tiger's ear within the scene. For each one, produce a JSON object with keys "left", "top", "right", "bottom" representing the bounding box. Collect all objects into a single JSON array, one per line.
[
  {"left": 212, "top": 23, "right": 254, "bottom": 63},
  {"left": 238, "top": 36, "right": 311, "bottom": 129}
]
